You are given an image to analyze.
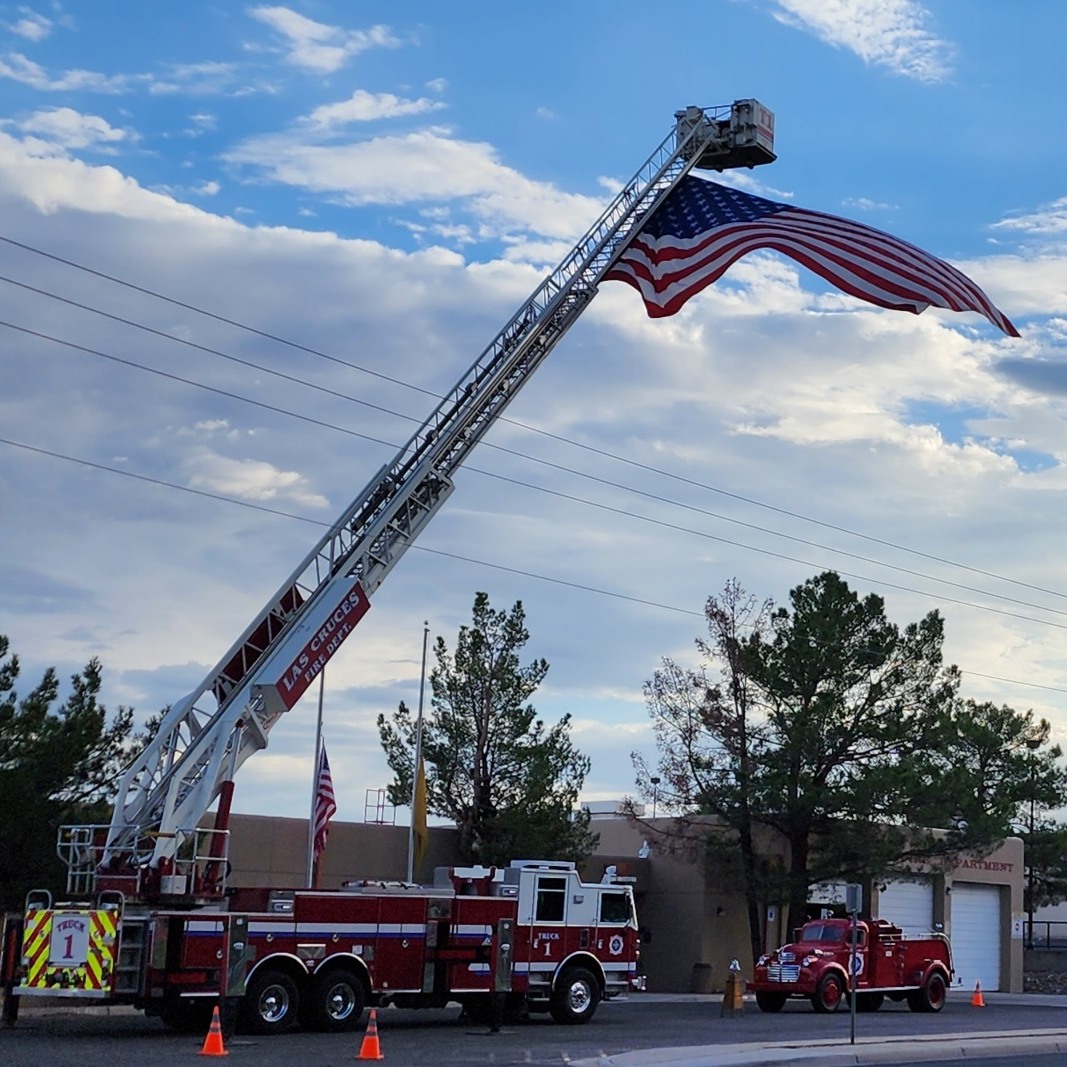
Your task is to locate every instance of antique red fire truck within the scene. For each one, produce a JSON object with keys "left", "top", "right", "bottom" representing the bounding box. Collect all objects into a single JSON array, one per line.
[
  {"left": 3, "top": 855, "right": 641, "bottom": 1032},
  {"left": 748, "top": 917, "right": 953, "bottom": 1013}
]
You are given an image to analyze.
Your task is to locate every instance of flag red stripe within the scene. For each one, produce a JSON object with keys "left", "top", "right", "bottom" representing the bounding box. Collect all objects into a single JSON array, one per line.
[
  {"left": 608, "top": 190, "right": 1018, "bottom": 337},
  {"left": 313, "top": 745, "right": 337, "bottom": 858}
]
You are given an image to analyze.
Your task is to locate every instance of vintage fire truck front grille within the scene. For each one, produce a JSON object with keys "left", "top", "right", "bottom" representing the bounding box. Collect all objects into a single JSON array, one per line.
[{"left": 767, "top": 964, "right": 801, "bottom": 982}]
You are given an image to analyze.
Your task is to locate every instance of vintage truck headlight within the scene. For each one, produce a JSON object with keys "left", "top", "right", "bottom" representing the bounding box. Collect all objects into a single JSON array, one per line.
[
  {"left": 757, "top": 954, "right": 768, "bottom": 967},
  {"left": 802, "top": 955, "right": 819, "bottom": 967}
]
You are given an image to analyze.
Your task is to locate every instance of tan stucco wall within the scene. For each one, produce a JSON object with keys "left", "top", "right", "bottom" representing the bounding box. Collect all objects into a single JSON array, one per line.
[
  {"left": 221, "top": 812, "right": 459, "bottom": 887},
  {"left": 215, "top": 813, "right": 1023, "bottom": 994}
]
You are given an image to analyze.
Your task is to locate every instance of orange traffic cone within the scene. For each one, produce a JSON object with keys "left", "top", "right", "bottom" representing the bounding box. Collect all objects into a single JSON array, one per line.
[
  {"left": 198, "top": 1004, "right": 229, "bottom": 1057},
  {"left": 356, "top": 1007, "right": 384, "bottom": 1060},
  {"left": 971, "top": 980, "right": 985, "bottom": 1007}
]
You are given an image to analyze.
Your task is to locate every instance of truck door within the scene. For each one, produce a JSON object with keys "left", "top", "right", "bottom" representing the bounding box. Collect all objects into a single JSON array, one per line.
[
  {"left": 595, "top": 889, "right": 638, "bottom": 992},
  {"left": 529, "top": 875, "right": 567, "bottom": 967}
]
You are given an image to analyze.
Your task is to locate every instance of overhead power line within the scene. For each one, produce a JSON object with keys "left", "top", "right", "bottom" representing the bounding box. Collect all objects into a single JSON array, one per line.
[
  {"left": 4, "top": 313, "right": 1067, "bottom": 626},
  {"left": 4, "top": 433, "right": 1067, "bottom": 699},
  {"left": 3, "top": 232, "right": 1066, "bottom": 607}
]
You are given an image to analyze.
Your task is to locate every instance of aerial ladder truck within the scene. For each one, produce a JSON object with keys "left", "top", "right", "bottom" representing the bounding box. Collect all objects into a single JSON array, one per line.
[{"left": 1, "top": 101, "right": 775, "bottom": 1034}]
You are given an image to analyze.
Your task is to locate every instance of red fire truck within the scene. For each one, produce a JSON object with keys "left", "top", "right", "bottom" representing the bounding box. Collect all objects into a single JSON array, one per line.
[
  {"left": 1, "top": 101, "right": 776, "bottom": 1034},
  {"left": 748, "top": 917, "right": 953, "bottom": 1014},
  {"left": 5, "top": 858, "right": 640, "bottom": 1032}
]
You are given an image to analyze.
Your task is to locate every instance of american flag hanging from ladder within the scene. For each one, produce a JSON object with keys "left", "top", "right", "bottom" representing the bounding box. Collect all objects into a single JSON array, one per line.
[
  {"left": 607, "top": 175, "right": 1018, "bottom": 337},
  {"left": 313, "top": 744, "right": 337, "bottom": 861}
]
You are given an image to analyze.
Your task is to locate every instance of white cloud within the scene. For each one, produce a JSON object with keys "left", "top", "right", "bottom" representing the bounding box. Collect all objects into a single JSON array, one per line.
[
  {"left": 184, "top": 452, "right": 329, "bottom": 508},
  {"left": 225, "top": 127, "right": 604, "bottom": 239},
  {"left": 0, "top": 51, "right": 136, "bottom": 92},
  {"left": 8, "top": 8, "right": 52, "bottom": 41},
  {"left": 992, "top": 197, "right": 1067, "bottom": 236},
  {"left": 768, "top": 0, "right": 954, "bottom": 82},
  {"left": 147, "top": 61, "right": 242, "bottom": 96},
  {"left": 18, "top": 107, "right": 132, "bottom": 151},
  {"left": 0, "top": 129, "right": 213, "bottom": 217},
  {"left": 249, "top": 6, "right": 399, "bottom": 73},
  {"left": 842, "top": 196, "right": 897, "bottom": 212},
  {"left": 306, "top": 89, "right": 445, "bottom": 128},
  {"left": 156, "top": 178, "right": 221, "bottom": 198}
]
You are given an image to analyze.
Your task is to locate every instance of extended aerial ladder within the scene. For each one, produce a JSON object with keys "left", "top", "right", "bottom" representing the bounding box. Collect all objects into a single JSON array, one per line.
[{"left": 74, "top": 102, "right": 775, "bottom": 895}]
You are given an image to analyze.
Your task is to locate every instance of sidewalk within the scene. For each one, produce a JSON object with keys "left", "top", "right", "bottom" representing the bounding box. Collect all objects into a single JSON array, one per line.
[
  {"left": 579, "top": 992, "right": 1067, "bottom": 1067},
  {"left": 573, "top": 1029, "right": 1067, "bottom": 1067}
]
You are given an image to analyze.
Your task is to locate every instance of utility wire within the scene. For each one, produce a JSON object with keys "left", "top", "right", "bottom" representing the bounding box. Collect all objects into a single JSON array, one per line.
[
  {"left": 5, "top": 432, "right": 1067, "bottom": 698},
  {"left": 4, "top": 313, "right": 1067, "bottom": 624},
  {"left": 3, "top": 232, "right": 1066, "bottom": 605}
]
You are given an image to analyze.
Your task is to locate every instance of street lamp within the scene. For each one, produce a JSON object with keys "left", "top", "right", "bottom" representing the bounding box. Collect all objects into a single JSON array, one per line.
[{"left": 650, "top": 777, "right": 661, "bottom": 820}]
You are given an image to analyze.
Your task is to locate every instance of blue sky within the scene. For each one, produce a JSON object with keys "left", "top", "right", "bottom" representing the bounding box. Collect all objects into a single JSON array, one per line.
[{"left": 2, "top": 1, "right": 1067, "bottom": 831}]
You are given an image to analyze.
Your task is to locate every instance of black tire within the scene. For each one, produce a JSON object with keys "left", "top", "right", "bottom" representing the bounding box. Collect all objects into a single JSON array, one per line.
[
  {"left": 240, "top": 968, "right": 300, "bottom": 1035},
  {"left": 907, "top": 971, "right": 947, "bottom": 1013},
  {"left": 550, "top": 967, "right": 600, "bottom": 1024},
  {"left": 755, "top": 991, "right": 787, "bottom": 1013},
  {"left": 811, "top": 972, "right": 845, "bottom": 1013},
  {"left": 855, "top": 992, "right": 884, "bottom": 1012},
  {"left": 304, "top": 968, "right": 366, "bottom": 1033}
]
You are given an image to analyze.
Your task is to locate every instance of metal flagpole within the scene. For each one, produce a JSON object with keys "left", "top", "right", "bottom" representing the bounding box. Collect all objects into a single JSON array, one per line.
[
  {"left": 306, "top": 667, "right": 327, "bottom": 888},
  {"left": 406, "top": 621, "right": 430, "bottom": 883}
]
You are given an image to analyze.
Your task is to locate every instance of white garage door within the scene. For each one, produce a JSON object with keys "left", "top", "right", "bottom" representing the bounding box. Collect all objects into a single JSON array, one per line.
[
  {"left": 877, "top": 879, "right": 934, "bottom": 936},
  {"left": 950, "top": 883, "right": 1002, "bottom": 993}
]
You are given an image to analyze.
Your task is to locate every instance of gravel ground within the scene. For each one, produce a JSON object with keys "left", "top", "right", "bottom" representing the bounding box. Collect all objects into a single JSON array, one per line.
[{"left": 1024, "top": 971, "right": 1067, "bottom": 993}]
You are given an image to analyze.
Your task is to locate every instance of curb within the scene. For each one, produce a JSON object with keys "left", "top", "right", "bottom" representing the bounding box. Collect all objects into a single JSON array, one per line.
[{"left": 572, "top": 1028, "right": 1067, "bottom": 1067}]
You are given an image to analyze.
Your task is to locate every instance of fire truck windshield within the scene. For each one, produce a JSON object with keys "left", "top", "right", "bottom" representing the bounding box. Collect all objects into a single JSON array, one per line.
[{"left": 798, "top": 922, "right": 846, "bottom": 944}]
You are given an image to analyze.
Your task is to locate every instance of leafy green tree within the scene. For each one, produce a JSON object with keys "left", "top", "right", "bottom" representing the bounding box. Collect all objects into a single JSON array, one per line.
[
  {"left": 378, "top": 593, "right": 597, "bottom": 866},
  {"left": 905, "top": 701, "right": 1067, "bottom": 926},
  {"left": 638, "top": 572, "right": 962, "bottom": 944},
  {"left": 0, "top": 635, "right": 138, "bottom": 910},
  {"left": 633, "top": 578, "right": 776, "bottom": 966},
  {"left": 906, "top": 702, "right": 1067, "bottom": 846}
]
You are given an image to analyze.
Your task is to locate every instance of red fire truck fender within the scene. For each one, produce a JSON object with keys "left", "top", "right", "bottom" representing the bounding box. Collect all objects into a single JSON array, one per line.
[
  {"left": 813, "top": 963, "right": 850, "bottom": 991},
  {"left": 911, "top": 960, "right": 952, "bottom": 988},
  {"left": 309, "top": 951, "right": 373, "bottom": 986},
  {"left": 244, "top": 951, "right": 307, "bottom": 984},
  {"left": 549, "top": 952, "right": 607, "bottom": 991}
]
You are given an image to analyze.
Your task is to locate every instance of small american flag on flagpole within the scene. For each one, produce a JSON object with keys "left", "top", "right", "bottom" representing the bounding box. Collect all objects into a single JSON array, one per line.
[
  {"left": 606, "top": 175, "right": 1018, "bottom": 337},
  {"left": 313, "top": 744, "right": 337, "bottom": 861}
]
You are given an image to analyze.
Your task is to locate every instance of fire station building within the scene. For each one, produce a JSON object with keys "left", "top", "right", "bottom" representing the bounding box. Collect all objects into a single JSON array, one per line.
[{"left": 221, "top": 809, "right": 1023, "bottom": 996}]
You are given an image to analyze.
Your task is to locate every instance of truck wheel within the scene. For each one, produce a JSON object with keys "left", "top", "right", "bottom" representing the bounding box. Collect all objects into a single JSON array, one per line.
[
  {"left": 907, "top": 971, "right": 947, "bottom": 1013},
  {"left": 855, "top": 992, "right": 884, "bottom": 1012},
  {"left": 755, "top": 991, "right": 787, "bottom": 1013},
  {"left": 811, "top": 972, "right": 845, "bottom": 1013},
  {"left": 240, "top": 969, "right": 300, "bottom": 1035},
  {"left": 550, "top": 967, "right": 600, "bottom": 1024},
  {"left": 304, "top": 968, "right": 366, "bottom": 1032}
]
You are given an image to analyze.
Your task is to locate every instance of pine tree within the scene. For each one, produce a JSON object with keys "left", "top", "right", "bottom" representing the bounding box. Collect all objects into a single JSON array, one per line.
[{"left": 378, "top": 593, "right": 597, "bottom": 866}]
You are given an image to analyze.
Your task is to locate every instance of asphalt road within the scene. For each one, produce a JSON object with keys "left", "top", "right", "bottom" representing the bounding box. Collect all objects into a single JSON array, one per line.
[{"left": 3, "top": 993, "right": 1066, "bottom": 1067}]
